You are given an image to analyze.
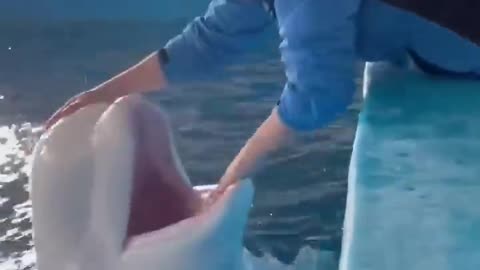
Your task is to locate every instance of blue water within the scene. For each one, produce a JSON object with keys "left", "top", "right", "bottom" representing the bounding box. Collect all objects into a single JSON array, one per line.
[{"left": 0, "top": 21, "right": 363, "bottom": 269}]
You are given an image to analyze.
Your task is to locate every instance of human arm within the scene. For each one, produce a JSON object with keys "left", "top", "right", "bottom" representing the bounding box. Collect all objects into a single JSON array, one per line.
[
  {"left": 45, "top": 0, "right": 274, "bottom": 129},
  {"left": 212, "top": 0, "right": 361, "bottom": 195},
  {"left": 220, "top": 107, "right": 293, "bottom": 184},
  {"left": 44, "top": 53, "right": 166, "bottom": 129}
]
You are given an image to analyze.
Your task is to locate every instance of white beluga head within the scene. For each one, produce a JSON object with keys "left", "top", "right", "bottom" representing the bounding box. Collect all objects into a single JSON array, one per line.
[{"left": 29, "top": 95, "right": 254, "bottom": 270}]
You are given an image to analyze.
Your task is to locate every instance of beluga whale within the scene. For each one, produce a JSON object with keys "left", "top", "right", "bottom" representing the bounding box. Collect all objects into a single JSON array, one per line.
[{"left": 29, "top": 95, "right": 255, "bottom": 270}]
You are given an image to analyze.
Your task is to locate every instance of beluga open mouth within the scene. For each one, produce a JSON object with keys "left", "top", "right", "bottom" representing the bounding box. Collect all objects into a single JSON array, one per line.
[{"left": 30, "top": 95, "right": 254, "bottom": 270}]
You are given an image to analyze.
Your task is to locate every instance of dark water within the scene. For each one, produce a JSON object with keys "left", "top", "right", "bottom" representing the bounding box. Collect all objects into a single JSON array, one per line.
[{"left": 0, "top": 21, "right": 363, "bottom": 269}]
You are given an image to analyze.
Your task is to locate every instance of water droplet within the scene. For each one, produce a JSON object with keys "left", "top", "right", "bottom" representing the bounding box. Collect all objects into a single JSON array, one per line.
[
  {"left": 8, "top": 46, "right": 12, "bottom": 51},
  {"left": 0, "top": 95, "right": 4, "bottom": 100},
  {"left": 269, "top": 212, "right": 273, "bottom": 216},
  {"left": 405, "top": 185, "right": 415, "bottom": 191}
]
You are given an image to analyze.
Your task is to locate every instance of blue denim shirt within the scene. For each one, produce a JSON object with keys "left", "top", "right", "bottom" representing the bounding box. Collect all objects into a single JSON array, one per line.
[{"left": 161, "top": 0, "right": 480, "bottom": 132}]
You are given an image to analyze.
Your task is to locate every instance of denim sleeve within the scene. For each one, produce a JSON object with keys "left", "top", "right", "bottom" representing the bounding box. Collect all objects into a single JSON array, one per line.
[
  {"left": 274, "top": 0, "right": 360, "bottom": 132},
  {"left": 161, "top": 0, "right": 274, "bottom": 84}
]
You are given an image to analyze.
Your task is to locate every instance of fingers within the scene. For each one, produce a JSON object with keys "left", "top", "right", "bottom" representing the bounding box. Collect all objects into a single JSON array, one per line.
[
  {"left": 204, "top": 189, "right": 222, "bottom": 209},
  {"left": 204, "top": 178, "right": 236, "bottom": 207},
  {"left": 44, "top": 106, "right": 69, "bottom": 130},
  {"left": 44, "top": 94, "right": 89, "bottom": 130},
  {"left": 50, "top": 105, "right": 77, "bottom": 127},
  {"left": 44, "top": 88, "right": 123, "bottom": 131},
  {"left": 204, "top": 185, "right": 223, "bottom": 207}
]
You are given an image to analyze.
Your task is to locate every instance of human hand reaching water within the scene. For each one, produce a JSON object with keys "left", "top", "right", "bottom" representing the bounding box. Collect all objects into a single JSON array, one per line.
[
  {"left": 44, "top": 52, "right": 167, "bottom": 130},
  {"left": 45, "top": 87, "right": 118, "bottom": 130}
]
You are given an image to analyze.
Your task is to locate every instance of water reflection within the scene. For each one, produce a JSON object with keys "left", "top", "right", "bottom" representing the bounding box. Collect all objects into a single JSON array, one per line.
[{"left": 0, "top": 124, "right": 39, "bottom": 269}]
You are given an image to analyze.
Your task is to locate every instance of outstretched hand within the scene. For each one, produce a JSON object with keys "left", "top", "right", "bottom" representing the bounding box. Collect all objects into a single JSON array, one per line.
[
  {"left": 205, "top": 173, "right": 240, "bottom": 206},
  {"left": 44, "top": 88, "right": 117, "bottom": 130},
  {"left": 44, "top": 52, "right": 168, "bottom": 131},
  {"left": 205, "top": 108, "right": 293, "bottom": 206}
]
